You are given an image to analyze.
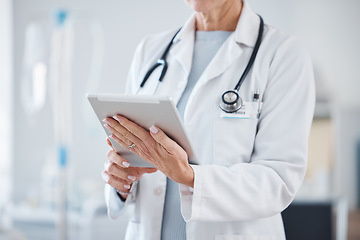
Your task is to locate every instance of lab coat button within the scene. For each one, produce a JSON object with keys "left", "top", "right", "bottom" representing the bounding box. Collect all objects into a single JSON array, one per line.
[
  {"left": 177, "top": 81, "right": 186, "bottom": 90},
  {"left": 154, "top": 187, "right": 163, "bottom": 196}
]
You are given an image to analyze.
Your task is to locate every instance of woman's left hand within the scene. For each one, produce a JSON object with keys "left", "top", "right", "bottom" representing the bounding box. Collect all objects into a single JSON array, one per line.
[{"left": 103, "top": 115, "right": 194, "bottom": 188}]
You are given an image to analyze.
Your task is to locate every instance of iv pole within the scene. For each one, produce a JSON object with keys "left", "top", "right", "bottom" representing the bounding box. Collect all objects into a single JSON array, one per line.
[{"left": 48, "top": 9, "right": 73, "bottom": 240}]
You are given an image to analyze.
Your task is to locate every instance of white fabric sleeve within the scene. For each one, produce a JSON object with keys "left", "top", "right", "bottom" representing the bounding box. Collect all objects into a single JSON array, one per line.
[
  {"left": 179, "top": 37, "right": 315, "bottom": 222},
  {"left": 105, "top": 182, "right": 138, "bottom": 219}
]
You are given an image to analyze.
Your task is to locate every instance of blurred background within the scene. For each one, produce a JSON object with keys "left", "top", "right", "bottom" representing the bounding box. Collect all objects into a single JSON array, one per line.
[{"left": 0, "top": 0, "right": 359, "bottom": 239}]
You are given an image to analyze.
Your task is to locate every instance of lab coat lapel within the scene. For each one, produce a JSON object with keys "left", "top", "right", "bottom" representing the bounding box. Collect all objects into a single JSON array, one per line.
[
  {"left": 170, "top": 15, "right": 196, "bottom": 77},
  {"left": 182, "top": 38, "right": 243, "bottom": 122},
  {"left": 183, "top": 0, "right": 261, "bottom": 121},
  {"left": 200, "top": 37, "right": 243, "bottom": 84},
  {"left": 197, "top": 0, "right": 260, "bottom": 86}
]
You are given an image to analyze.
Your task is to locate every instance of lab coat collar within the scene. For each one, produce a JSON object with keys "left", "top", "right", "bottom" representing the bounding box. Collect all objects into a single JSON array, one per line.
[
  {"left": 173, "top": 14, "right": 195, "bottom": 44},
  {"left": 234, "top": 0, "right": 262, "bottom": 47},
  {"left": 168, "top": 0, "right": 261, "bottom": 78},
  {"left": 169, "top": 15, "right": 196, "bottom": 75}
]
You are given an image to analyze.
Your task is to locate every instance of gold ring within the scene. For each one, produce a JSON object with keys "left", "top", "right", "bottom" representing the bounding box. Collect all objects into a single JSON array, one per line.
[{"left": 129, "top": 143, "right": 136, "bottom": 149}]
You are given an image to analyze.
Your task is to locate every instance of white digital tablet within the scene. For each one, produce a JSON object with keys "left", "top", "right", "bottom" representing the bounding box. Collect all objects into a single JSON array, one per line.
[{"left": 87, "top": 93, "right": 196, "bottom": 168}]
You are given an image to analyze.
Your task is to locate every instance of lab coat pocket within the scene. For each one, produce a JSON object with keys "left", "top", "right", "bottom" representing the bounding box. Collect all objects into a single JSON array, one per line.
[
  {"left": 125, "top": 220, "right": 141, "bottom": 240},
  {"left": 215, "top": 235, "right": 276, "bottom": 240},
  {"left": 219, "top": 101, "right": 261, "bottom": 120},
  {"left": 213, "top": 102, "right": 259, "bottom": 166}
]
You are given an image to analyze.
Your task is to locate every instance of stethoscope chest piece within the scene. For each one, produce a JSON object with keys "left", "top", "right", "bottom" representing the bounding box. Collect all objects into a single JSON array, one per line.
[{"left": 219, "top": 90, "right": 243, "bottom": 113}]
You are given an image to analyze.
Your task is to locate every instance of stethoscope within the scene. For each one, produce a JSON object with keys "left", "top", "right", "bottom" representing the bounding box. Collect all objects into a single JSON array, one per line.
[{"left": 139, "top": 15, "right": 264, "bottom": 113}]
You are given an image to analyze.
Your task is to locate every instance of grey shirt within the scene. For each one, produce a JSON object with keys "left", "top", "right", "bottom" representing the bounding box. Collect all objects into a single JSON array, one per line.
[{"left": 160, "top": 30, "right": 232, "bottom": 240}]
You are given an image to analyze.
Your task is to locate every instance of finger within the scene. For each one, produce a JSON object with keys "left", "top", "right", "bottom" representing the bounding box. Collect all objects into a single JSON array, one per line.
[
  {"left": 104, "top": 161, "right": 133, "bottom": 183},
  {"left": 114, "top": 115, "right": 154, "bottom": 145},
  {"left": 149, "top": 125, "right": 177, "bottom": 152},
  {"left": 129, "top": 167, "right": 157, "bottom": 177},
  {"left": 107, "top": 129, "right": 134, "bottom": 152},
  {"left": 105, "top": 120, "right": 147, "bottom": 153},
  {"left": 120, "top": 168, "right": 155, "bottom": 186},
  {"left": 106, "top": 117, "right": 138, "bottom": 144},
  {"left": 104, "top": 123, "right": 134, "bottom": 147},
  {"left": 106, "top": 137, "right": 115, "bottom": 151},
  {"left": 104, "top": 124, "right": 136, "bottom": 153},
  {"left": 123, "top": 167, "right": 157, "bottom": 180},
  {"left": 102, "top": 171, "right": 131, "bottom": 193},
  {"left": 107, "top": 125, "right": 154, "bottom": 163},
  {"left": 107, "top": 150, "right": 131, "bottom": 168},
  {"left": 109, "top": 134, "right": 148, "bottom": 163},
  {"left": 139, "top": 167, "right": 158, "bottom": 175}
]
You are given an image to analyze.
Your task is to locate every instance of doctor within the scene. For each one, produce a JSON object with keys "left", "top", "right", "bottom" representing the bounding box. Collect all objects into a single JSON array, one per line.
[{"left": 102, "top": 0, "right": 315, "bottom": 239}]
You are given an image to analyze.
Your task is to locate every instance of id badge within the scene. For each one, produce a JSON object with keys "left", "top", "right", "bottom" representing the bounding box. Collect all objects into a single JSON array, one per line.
[{"left": 220, "top": 101, "right": 262, "bottom": 119}]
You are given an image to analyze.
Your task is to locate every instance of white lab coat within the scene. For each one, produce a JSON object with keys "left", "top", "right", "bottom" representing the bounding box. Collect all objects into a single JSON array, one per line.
[{"left": 105, "top": 1, "right": 315, "bottom": 239}]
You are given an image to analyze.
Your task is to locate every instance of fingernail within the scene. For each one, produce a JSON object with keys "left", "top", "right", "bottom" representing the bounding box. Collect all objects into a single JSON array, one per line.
[
  {"left": 113, "top": 115, "right": 120, "bottom": 122},
  {"left": 128, "top": 175, "right": 136, "bottom": 181},
  {"left": 102, "top": 171, "right": 109, "bottom": 183},
  {"left": 103, "top": 124, "right": 111, "bottom": 130},
  {"left": 150, "top": 125, "right": 158, "bottom": 134},
  {"left": 124, "top": 184, "right": 131, "bottom": 189},
  {"left": 122, "top": 161, "right": 130, "bottom": 168},
  {"left": 102, "top": 119, "right": 109, "bottom": 124},
  {"left": 104, "top": 161, "right": 111, "bottom": 171}
]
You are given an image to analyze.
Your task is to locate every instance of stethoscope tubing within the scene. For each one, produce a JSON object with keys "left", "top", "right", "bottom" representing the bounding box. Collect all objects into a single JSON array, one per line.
[
  {"left": 138, "top": 15, "right": 264, "bottom": 113},
  {"left": 139, "top": 28, "right": 181, "bottom": 87},
  {"left": 234, "top": 15, "right": 264, "bottom": 91}
]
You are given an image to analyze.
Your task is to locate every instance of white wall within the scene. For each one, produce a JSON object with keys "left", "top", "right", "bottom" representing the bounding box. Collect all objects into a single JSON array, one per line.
[
  {"left": 12, "top": 0, "right": 191, "bottom": 204},
  {"left": 250, "top": 0, "right": 360, "bottom": 105},
  {"left": 0, "top": 0, "right": 13, "bottom": 222},
  {"left": 249, "top": 0, "right": 360, "bottom": 208},
  {"left": 11, "top": 0, "right": 360, "bottom": 210},
  {"left": 334, "top": 107, "right": 360, "bottom": 208}
]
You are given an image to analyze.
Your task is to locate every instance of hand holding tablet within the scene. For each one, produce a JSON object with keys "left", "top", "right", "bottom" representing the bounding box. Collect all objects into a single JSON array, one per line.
[
  {"left": 87, "top": 93, "right": 197, "bottom": 168},
  {"left": 102, "top": 114, "right": 194, "bottom": 187}
]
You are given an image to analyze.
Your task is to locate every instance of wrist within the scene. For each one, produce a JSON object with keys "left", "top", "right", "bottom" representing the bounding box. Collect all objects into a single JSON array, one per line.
[{"left": 181, "top": 164, "right": 194, "bottom": 188}]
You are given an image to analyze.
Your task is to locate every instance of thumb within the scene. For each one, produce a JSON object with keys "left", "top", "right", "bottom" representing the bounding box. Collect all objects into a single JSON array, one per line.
[{"left": 149, "top": 125, "right": 176, "bottom": 150}]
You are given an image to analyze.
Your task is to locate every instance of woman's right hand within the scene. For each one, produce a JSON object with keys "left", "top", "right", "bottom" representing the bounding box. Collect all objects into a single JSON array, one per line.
[{"left": 102, "top": 138, "right": 157, "bottom": 199}]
